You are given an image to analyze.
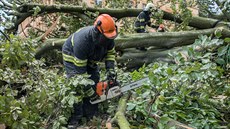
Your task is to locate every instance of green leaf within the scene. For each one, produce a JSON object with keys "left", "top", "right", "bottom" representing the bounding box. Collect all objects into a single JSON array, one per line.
[
  {"left": 215, "top": 58, "right": 225, "bottom": 65},
  {"left": 224, "top": 38, "right": 230, "bottom": 43},
  {"left": 218, "top": 46, "right": 228, "bottom": 56},
  {"left": 142, "top": 91, "right": 150, "bottom": 98},
  {"left": 12, "top": 112, "right": 18, "bottom": 120},
  {"left": 58, "top": 116, "right": 67, "bottom": 124},
  {"left": 167, "top": 68, "right": 173, "bottom": 75},
  {"left": 148, "top": 117, "right": 157, "bottom": 123},
  {"left": 200, "top": 63, "right": 212, "bottom": 70},
  {"left": 160, "top": 116, "right": 170, "bottom": 124},
  {"left": 127, "top": 103, "right": 136, "bottom": 111},
  {"left": 214, "top": 30, "right": 222, "bottom": 38}
]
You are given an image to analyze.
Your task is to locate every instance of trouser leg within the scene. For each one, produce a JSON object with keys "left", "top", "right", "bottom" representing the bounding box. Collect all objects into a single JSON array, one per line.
[
  {"left": 67, "top": 102, "right": 83, "bottom": 125},
  {"left": 82, "top": 63, "right": 100, "bottom": 118},
  {"left": 82, "top": 97, "right": 98, "bottom": 119}
]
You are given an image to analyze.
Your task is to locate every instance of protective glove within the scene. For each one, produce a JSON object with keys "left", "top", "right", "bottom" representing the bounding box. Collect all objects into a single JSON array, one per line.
[
  {"left": 106, "top": 69, "right": 116, "bottom": 81},
  {"left": 106, "top": 69, "right": 119, "bottom": 87},
  {"left": 84, "top": 84, "right": 99, "bottom": 101}
]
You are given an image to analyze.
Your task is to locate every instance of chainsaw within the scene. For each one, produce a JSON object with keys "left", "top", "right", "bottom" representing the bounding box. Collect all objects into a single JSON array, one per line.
[{"left": 90, "top": 77, "right": 150, "bottom": 104}]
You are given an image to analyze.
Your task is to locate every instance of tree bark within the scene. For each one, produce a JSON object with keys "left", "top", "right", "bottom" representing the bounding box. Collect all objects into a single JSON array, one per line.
[
  {"left": 35, "top": 27, "right": 230, "bottom": 59},
  {"left": 150, "top": 113, "right": 194, "bottom": 129},
  {"left": 111, "top": 94, "right": 131, "bottom": 129},
  {"left": 116, "top": 48, "right": 175, "bottom": 69},
  {"left": 3, "top": 2, "right": 230, "bottom": 31},
  {"left": 115, "top": 27, "right": 230, "bottom": 50},
  {"left": 35, "top": 38, "right": 65, "bottom": 59}
]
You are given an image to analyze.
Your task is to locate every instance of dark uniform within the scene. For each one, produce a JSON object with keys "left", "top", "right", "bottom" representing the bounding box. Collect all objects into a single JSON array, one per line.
[
  {"left": 62, "top": 26, "right": 115, "bottom": 125},
  {"left": 134, "top": 11, "right": 158, "bottom": 33},
  {"left": 134, "top": 11, "right": 158, "bottom": 50}
]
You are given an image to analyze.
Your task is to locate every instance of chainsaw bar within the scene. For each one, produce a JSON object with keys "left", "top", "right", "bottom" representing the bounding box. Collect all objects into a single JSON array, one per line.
[
  {"left": 120, "top": 77, "right": 150, "bottom": 93},
  {"left": 90, "top": 77, "right": 150, "bottom": 104}
]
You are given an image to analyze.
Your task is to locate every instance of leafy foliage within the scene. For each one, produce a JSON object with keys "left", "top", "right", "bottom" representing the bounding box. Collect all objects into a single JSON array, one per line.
[
  {"left": 0, "top": 36, "right": 95, "bottom": 129},
  {"left": 171, "top": 0, "right": 193, "bottom": 30},
  {"left": 0, "top": 35, "right": 35, "bottom": 69},
  {"left": 125, "top": 35, "right": 230, "bottom": 128},
  {"left": 0, "top": 1, "right": 230, "bottom": 129}
]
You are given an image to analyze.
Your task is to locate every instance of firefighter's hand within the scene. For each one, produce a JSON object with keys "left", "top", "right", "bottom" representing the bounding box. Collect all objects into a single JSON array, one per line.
[
  {"left": 108, "top": 79, "right": 120, "bottom": 88},
  {"left": 106, "top": 69, "right": 116, "bottom": 81}
]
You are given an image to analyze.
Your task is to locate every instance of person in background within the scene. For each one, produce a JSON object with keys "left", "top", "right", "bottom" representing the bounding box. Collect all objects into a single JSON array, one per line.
[
  {"left": 134, "top": 3, "right": 164, "bottom": 50},
  {"left": 62, "top": 14, "right": 118, "bottom": 129}
]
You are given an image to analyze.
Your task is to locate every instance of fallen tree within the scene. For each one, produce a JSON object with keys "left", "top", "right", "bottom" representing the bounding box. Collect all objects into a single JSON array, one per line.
[
  {"left": 34, "top": 27, "right": 230, "bottom": 69},
  {"left": 1, "top": 1, "right": 229, "bottom": 31}
]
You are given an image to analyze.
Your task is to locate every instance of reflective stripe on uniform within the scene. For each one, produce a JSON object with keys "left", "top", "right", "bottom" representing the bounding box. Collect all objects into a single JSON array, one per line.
[
  {"left": 137, "top": 17, "right": 145, "bottom": 22},
  {"left": 63, "top": 53, "right": 87, "bottom": 67},
  {"left": 134, "top": 26, "right": 145, "bottom": 29},
  {"left": 71, "top": 34, "right": 75, "bottom": 46},
  {"left": 85, "top": 87, "right": 95, "bottom": 97},
  {"left": 106, "top": 47, "right": 115, "bottom": 61},
  {"left": 71, "top": 28, "right": 85, "bottom": 47},
  {"left": 140, "top": 26, "right": 145, "bottom": 29},
  {"left": 139, "top": 18, "right": 145, "bottom": 22}
]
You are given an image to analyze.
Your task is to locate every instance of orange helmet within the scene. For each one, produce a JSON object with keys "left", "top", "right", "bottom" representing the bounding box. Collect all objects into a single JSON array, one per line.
[{"left": 94, "top": 14, "right": 118, "bottom": 39}]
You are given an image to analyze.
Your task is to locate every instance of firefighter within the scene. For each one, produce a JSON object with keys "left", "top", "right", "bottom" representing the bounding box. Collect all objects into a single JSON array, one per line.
[
  {"left": 134, "top": 3, "right": 164, "bottom": 51},
  {"left": 62, "top": 14, "right": 118, "bottom": 129},
  {"left": 134, "top": 3, "right": 159, "bottom": 33}
]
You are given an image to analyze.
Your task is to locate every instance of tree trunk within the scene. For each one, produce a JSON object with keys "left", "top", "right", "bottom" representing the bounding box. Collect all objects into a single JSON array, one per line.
[
  {"left": 116, "top": 48, "right": 176, "bottom": 69},
  {"left": 115, "top": 27, "right": 230, "bottom": 50},
  {"left": 4, "top": 3, "right": 230, "bottom": 31},
  {"left": 35, "top": 27, "right": 230, "bottom": 59}
]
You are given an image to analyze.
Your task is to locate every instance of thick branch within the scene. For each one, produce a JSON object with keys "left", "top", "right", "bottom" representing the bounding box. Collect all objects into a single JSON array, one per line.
[
  {"left": 115, "top": 27, "right": 230, "bottom": 50},
  {"left": 151, "top": 113, "right": 194, "bottom": 129},
  {"left": 7, "top": 3, "right": 230, "bottom": 31},
  {"left": 35, "top": 38, "right": 65, "bottom": 59},
  {"left": 112, "top": 94, "right": 131, "bottom": 129},
  {"left": 35, "top": 27, "right": 230, "bottom": 59},
  {"left": 116, "top": 48, "right": 174, "bottom": 69},
  {"left": 20, "top": 3, "right": 140, "bottom": 18}
]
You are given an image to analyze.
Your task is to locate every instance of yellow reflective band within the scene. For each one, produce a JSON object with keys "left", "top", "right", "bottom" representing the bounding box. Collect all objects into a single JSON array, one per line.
[
  {"left": 106, "top": 47, "right": 115, "bottom": 61},
  {"left": 107, "top": 47, "right": 115, "bottom": 53},
  {"left": 139, "top": 19, "right": 145, "bottom": 22},
  {"left": 106, "top": 55, "right": 115, "bottom": 58},
  {"left": 140, "top": 26, "right": 145, "bottom": 29},
  {"left": 63, "top": 53, "right": 87, "bottom": 67},
  {"left": 72, "top": 28, "right": 85, "bottom": 47},
  {"left": 86, "top": 88, "right": 94, "bottom": 97},
  {"left": 107, "top": 49, "right": 116, "bottom": 55},
  {"left": 71, "top": 34, "right": 75, "bottom": 46},
  {"left": 106, "top": 55, "right": 115, "bottom": 61}
]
